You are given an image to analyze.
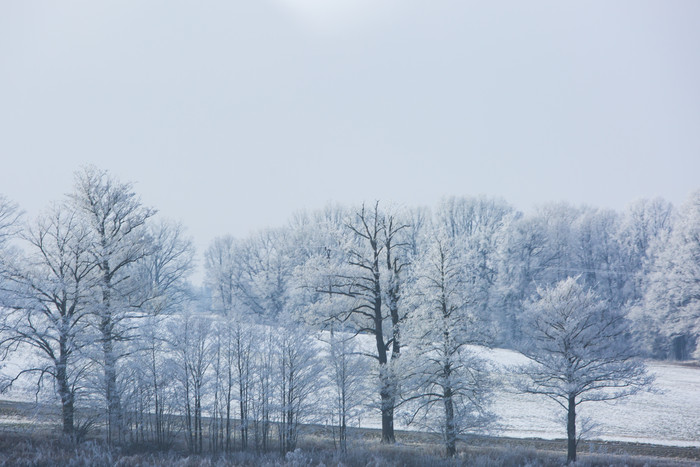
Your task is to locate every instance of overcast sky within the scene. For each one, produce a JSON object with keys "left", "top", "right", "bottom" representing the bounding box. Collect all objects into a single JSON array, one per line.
[{"left": 1, "top": 1, "right": 699, "bottom": 273}]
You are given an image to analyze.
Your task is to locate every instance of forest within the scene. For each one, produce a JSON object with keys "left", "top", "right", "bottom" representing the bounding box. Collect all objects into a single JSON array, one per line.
[{"left": 0, "top": 166, "right": 698, "bottom": 466}]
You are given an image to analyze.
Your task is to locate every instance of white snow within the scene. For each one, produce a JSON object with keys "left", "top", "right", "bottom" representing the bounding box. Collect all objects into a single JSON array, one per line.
[
  {"left": 2, "top": 335, "right": 699, "bottom": 447},
  {"left": 486, "top": 348, "right": 700, "bottom": 447}
]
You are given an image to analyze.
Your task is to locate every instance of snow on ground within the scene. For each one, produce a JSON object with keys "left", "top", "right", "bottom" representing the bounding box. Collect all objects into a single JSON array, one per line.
[
  {"left": 347, "top": 333, "right": 700, "bottom": 447},
  {"left": 2, "top": 331, "right": 699, "bottom": 447},
  {"left": 485, "top": 348, "right": 700, "bottom": 447}
]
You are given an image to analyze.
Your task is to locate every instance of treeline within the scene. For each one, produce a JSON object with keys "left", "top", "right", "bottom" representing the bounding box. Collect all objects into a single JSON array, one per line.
[
  {"left": 204, "top": 192, "right": 698, "bottom": 361},
  {"left": 0, "top": 166, "right": 696, "bottom": 462}
]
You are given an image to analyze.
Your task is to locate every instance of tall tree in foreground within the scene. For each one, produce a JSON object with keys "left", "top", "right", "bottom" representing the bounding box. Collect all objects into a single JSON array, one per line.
[
  {"left": 70, "top": 166, "right": 156, "bottom": 444},
  {"left": 306, "top": 202, "right": 409, "bottom": 443},
  {"left": 333, "top": 203, "right": 408, "bottom": 443},
  {"left": 404, "top": 231, "right": 494, "bottom": 457},
  {"left": 516, "top": 277, "right": 652, "bottom": 464},
  {"left": 0, "top": 204, "right": 95, "bottom": 436}
]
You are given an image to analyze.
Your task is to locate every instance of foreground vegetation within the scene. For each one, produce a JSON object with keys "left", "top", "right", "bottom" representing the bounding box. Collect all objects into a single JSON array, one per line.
[
  {"left": 0, "top": 400, "right": 698, "bottom": 467},
  {"left": 0, "top": 430, "right": 698, "bottom": 467}
]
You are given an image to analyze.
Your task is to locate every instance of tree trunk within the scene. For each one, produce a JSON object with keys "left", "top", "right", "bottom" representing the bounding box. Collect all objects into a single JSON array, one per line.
[
  {"left": 237, "top": 336, "right": 249, "bottom": 450},
  {"left": 340, "top": 390, "right": 347, "bottom": 453},
  {"left": 377, "top": 333, "right": 396, "bottom": 444},
  {"left": 57, "top": 341, "right": 74, "bottom": 436},
  {"left": 102, "top": 325, "right": 122, "bottom": 445},
  {"left": 444, "top": 386, "right": 456, "bottom": 457},
  {"left": 239, "top": 396, "right": 248, "bottom": 450},
  {"left": 567, "top": 394, "right": 576, "bottom": 464},
  {"left": 225, "top": 386, "right": 232, "bottom": 452},
  {"left": 58, "top": 380, "right": 74, "bottom": 436},
  {"left": 101, "top": 271, "right": 123, "bottom": 445},
  {"left": 380, "top": 380, "right": 395, "bottom": 444}
]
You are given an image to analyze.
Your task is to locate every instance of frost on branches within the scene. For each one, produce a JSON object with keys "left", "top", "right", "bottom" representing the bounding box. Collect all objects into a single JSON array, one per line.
[
  {"left": 643, "top": 190, "right": 700, "bottom": 360},
  {"left": 516, "top": 277, "right": 652, "bottom": 463},
  {"left": 402, "top": 230, "right": 495, "bottom": 457}
]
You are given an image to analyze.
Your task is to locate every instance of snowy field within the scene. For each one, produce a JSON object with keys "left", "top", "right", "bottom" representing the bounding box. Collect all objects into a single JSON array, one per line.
[
  {"left": 2, "top": 337, "right": 699, "bottom": 448},
  {"left": 486, "top": 348, "right": 700, "bottom": 447},
  {"left": 345, "top": 332, "right": 700, "bottom": 448}
]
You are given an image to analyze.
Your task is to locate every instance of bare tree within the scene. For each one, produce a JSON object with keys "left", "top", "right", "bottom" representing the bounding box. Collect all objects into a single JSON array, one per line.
[
  {"left": 231, "top": 320, "right": 255, "bottom": 450},
  {"left": 516, "top": 277, "right": 653, "bottom": 464},
  {"left": 0, "top": 195, "right": 22, "bottom": 246},
  {"left": 169, "top": 311, "right": 212, "bottom": 454},
  {"left": 324, "top": 329, "right": 370, "bottom": 453},
  {"left": 135, "top": 220, "right": 195, "bottom": 315},
  {"left": 207, "top": 315, "right": 241, "bottom": 454},
  {"left": 276, "top": 320, "right": 324, "bottom": 453},
  {"left": 251, "top": 327, "right": 275, "bottom": 451},
  {"left": 0, "top": 204, "right": 95, "bottom": 436},
  {"left": 126, "top": 220, "right": 195, "bottom": 446},
  {"left": 69, "top": 166, "right": 156, "bottom": 444},
  {"left": 312, "top": 202, "right": 409, "bottom": 443},
  {"left": 403, "top": 230, "right": 494, "bottom": 456},
  {"left": 0, "top": 194, "right": 22, "bottom": 296},
  {"left": 217, "top": 317, "right": 241, "bottom": 452}
]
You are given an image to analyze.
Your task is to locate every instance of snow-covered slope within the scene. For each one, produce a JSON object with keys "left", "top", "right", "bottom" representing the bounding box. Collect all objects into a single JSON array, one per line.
[{"left": 487, "top": 348, "right": 700, "bottom": 447}]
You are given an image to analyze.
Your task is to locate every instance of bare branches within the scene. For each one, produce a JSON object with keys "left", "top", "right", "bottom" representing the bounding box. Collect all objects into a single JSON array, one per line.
[
  {"left": 0, "top": 195, "right": 22, "bottom": 246},
  {"left": 516, "top": 277, "right": 652, "bottom": 462}
]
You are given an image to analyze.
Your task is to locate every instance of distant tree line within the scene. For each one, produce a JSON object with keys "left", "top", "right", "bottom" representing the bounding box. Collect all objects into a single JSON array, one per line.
[{"left": 1, "top": 166, "right": 695, "bottom": 463}]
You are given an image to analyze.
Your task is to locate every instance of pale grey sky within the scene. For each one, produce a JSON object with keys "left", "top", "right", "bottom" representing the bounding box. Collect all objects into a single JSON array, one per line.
[{"left": 1, "top": 1, "right": 699, "bottom": 270}]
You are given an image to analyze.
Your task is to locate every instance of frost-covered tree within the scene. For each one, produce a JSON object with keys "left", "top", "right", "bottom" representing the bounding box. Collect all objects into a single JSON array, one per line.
[
  {"left": 572, "top": 207, "right": 627, "bottom": 307},
  {"left": 496, "top": 214, "right": 556, "bottom": 344},
  {"left": 617, "top": 198, "right": 674, "bottom": 303},
  {"left": 286, "top": 206, "right": 351, "bottom": 329},
  {"left": 516, "top": 277, "right": 652, "bottom": 464},
  {"left": 0, "top": 195, "right": 22, "bottom": 299},
  {"left": 324, "top": 330, "right": 370, "bottom": 453},
  {"left": 0, "top": 204, "right": 95, "bottom": 435},
  {"left": 124, "top": 314, "right": 179, "bottom": 447},
  {"left": 276, "top": 320, "right": 324, "bottom": 453},
  {"left": 498, "top": 202, "right": 657, "bottom": 346},
  {"left": 204, "top": 235, "right": 237, "bottom": 316},
  {"left": 403, "top": 231, "right": 494, "bottom": 456},
  {"left": 230, "top": 320, "right": 255, "bottom": 450},
  {"left": 124, "top": 220, "right": 195, "bottom": 446},
  {"left": 135, "top": 220, "right": 195, "bottom": 316},
  {"left": 251, "top": 327, "right": 276, "bottom": 450},
  {"left": 435, "top": 197, "right": 514, "bottom": 344},
  {"left": 69, "top": 166, "right": 156, "bottom": 444},
  {"left": 310, "top": 202, "right": 409, "bottom": 443},
  {"left": 643, "top": 190, "right": 700, "bottom": 359},
  {"left": 169, "top": 311, "right": 212, "bottom": 454},
  {"left": 205, "top": 228, "right": 303, "bottom": 321},
  {"left": 0, "top": 195, "right": 21, "bottom": 246}
]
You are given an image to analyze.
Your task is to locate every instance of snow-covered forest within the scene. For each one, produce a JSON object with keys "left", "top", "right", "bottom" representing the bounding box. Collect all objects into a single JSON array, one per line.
[{"left": 0, "top": 167, "right": 698, "bottom": 463}]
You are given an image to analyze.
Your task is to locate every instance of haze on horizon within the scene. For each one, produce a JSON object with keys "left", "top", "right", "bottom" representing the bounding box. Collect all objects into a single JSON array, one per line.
[{"left": 1, "top": 1, "right": 699, "bottom": 268}]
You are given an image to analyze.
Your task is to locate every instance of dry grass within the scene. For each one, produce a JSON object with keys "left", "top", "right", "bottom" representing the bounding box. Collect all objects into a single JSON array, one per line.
[
  {"left": 0, "top": 432, "right": 698, "bottom": 467},
  {"left": 0, "top": 400, "right": 698, "bottom": 466}
]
